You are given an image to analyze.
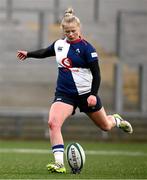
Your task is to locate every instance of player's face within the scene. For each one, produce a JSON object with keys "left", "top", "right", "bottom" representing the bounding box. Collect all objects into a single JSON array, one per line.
[{"left": 63, "top": 23, "right": 81, "bottom": 41}]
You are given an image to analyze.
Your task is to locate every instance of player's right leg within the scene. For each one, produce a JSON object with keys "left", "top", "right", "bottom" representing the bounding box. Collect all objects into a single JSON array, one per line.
[
  {"left": 46, "top": 162, "right": 66, "bottom": 173},
  {"left": 47, "top": 101, "right": 74, "bottom": 173}
]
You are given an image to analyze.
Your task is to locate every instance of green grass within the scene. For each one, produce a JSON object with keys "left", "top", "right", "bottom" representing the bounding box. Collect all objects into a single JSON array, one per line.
[{"left": 0, "top": 140, "right": 147, "bottom": 179}]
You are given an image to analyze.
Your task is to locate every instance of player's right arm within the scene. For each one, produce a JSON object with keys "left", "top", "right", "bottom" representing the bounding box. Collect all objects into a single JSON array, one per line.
[
  {"left": 17, "top": 42, "right": 55, "bottom": 61},
  {"left": 17, "top": 50, "right": 27, "bottom": 61}
]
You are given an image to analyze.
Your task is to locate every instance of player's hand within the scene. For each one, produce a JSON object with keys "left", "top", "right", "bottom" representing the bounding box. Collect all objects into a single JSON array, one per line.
[
  {"left": 17, "top": 50, "right": 27, "bottom": 61},
  {"left": 87, "top": 95, "right": 97, "bottom": 107}
]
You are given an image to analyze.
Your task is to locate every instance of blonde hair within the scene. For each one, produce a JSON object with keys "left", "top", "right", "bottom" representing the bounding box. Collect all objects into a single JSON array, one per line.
[{"left": 61, "top": 7, "right": 81, "bottom": 28}]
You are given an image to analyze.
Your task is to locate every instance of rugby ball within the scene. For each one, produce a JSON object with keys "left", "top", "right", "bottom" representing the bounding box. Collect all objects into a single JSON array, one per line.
[{"left": 66, "top": 142, "right": 86, "bottom": 173}]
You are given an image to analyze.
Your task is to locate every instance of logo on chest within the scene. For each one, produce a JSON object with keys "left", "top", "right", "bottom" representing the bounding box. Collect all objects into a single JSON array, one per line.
[
  {"left": 58, "top": 46, "right": 63, "bottom": 51},
  {"left": 61, "top": 58, "right": 72, "bottom": 68},
  {"left": 75, "top": 48, "right": 80, "bottom": 54}
]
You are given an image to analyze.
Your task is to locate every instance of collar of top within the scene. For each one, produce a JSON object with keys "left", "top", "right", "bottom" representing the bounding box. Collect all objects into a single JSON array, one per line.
[{"left": 66, "top": 37, "right": 82, "bottom": 44}]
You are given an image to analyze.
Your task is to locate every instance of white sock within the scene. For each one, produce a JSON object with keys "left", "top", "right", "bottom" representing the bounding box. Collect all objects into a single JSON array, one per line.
[
  {"left": 54, "top": 151, "right": 64, "bottom": 165},
  {"left": 115, "top": 117, "right": 121, "bottom": 127},
  {"left": 52, "top": 144, "right": 64, "bottom": 165}
]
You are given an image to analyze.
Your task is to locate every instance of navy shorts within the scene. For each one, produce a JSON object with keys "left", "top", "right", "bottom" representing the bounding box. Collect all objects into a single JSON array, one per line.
[{"left": 53, "top": 92, "right": 102, "bottom": 114}]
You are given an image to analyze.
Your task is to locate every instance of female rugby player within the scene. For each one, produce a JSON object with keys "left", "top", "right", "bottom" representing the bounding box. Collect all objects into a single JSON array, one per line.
[{"left": 17, "top": 7, "right": 133, "bottom": 173}]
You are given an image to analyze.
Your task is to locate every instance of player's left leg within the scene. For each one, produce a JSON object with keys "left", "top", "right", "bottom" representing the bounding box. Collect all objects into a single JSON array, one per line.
[
  {"left": 113, "top": 113, "right": 133, "bottom": 133},
  {"left": 87, "top": 107, "right": 133, "bottom": 134},
  {"left": 87, "top": 106, "right": 115, "bottom": 131}
]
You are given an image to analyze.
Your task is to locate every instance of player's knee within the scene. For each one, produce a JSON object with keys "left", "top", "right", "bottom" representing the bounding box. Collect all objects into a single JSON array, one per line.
[
  {"left": 48, "top": 120, "right": 55, "bottom": 130},
  {"left": 48, "top": 119, "right": 60, "bottom": 131}
]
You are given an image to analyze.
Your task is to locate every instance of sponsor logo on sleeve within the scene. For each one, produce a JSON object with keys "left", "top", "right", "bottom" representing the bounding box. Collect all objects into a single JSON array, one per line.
[{"left": 91, "top": 52, "right": 97, "bottom": 58}]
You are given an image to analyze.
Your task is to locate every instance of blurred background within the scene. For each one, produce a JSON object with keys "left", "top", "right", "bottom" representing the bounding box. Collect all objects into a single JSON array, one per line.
[{"left": 0, "top": 0, "right": 147, "bottom": 141}]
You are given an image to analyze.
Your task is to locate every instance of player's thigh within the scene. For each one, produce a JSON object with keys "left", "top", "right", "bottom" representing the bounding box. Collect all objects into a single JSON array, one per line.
[
  {"left": 49, "top": 102, "right": 74, "bottom": 126},
  {"left": 86, "top": 107, "right": 109, "bottom": 127}
]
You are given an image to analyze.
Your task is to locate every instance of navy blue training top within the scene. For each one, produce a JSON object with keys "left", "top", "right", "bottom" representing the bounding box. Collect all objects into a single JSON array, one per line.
[{"left": 27, "top": 38, "right": 101, "bottom": 96}]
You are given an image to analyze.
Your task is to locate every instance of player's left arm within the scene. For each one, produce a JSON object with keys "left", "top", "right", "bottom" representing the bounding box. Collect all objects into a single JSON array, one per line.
[
  {"left": 84, "top": 43, "right": 101, "bottom": 106},
  {"left": 87, "top": 60, "right": 101, "bottom": 106},
  {"left": 89, "top": 60, "right": 101, "bottom": 96}
]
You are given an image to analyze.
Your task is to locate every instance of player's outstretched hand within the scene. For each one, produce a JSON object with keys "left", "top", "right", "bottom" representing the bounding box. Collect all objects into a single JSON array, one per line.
[{"left": 17, "top": 50, "right": 27, "bottom": 61}]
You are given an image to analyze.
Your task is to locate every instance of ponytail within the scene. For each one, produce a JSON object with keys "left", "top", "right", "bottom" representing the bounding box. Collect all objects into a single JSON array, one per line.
[{"left": 61, "top": 7, "right": 81, "bottom": 28}]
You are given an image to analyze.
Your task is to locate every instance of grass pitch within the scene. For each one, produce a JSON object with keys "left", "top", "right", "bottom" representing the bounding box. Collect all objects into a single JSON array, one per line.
[{"left": 0, "top": 140, "right": 147, "bottom": 179}]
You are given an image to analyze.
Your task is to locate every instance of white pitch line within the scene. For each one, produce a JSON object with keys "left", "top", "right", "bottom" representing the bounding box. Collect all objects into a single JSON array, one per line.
[
  {"left": 85, "top": 150, "right": 147, "bottom": 156},
  {"left": 0, "top": 148, "right": 147, "bottom": 157}
]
